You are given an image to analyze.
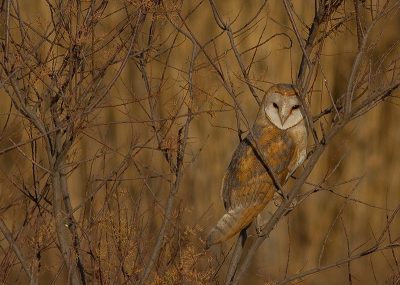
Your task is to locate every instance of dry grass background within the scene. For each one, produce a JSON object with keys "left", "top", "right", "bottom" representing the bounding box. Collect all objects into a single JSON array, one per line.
[{"left": 0, "top": 0, "right": 400, "bottom": 284}]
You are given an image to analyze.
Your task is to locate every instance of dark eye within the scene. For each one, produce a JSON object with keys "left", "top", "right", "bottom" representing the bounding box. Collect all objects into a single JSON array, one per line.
[
  {"left": 292, "top": 105, "right": 300, "bottom": 110},
  {"left": 272, "top": 103, "right": 279, "bottom": 109}
]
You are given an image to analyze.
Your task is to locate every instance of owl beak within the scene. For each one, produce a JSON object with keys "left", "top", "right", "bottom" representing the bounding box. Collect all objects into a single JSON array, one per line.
[
  {"left": 279, "top": 102, "right": 292, "bottom": 126},
  {"left": 280, "top": 112, "right": 289, "bottom": 126}
]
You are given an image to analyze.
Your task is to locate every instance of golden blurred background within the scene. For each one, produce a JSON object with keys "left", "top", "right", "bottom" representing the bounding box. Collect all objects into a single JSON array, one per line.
[{"left": 1, "top": 0, "right": 399, "bottom": 284}]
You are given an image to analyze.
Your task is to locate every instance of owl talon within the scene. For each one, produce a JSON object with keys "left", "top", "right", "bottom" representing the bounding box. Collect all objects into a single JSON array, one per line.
[
  {"left": 283, "top": 198, "right": 298, "bottom": 216},
  {"left": 256, "top": 214, "right": 267, "bottom": 236},
  {"left": 279, "top": 190, "right": 289, "bottom": 201}
]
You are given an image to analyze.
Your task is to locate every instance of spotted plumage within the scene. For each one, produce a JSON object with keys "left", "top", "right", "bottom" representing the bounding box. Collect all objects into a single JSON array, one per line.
[{"left": 206, "top": 84, "right": 308, "bottom": 248}]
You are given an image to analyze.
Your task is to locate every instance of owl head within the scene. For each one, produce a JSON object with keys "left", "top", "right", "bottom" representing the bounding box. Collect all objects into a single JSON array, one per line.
[{"left": 256, "top": 84, "right": 306, "bottom": 130}]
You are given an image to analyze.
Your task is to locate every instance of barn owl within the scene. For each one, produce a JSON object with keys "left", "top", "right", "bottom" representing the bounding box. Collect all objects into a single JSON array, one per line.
[{"left": 206, "top": 84, "right": 308, "bottom": 248}]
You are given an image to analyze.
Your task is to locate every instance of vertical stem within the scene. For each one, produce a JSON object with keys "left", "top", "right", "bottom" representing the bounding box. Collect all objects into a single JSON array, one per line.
[
  {"left": 51, "top": 169, "right": 81, "bottom": 285},
  {"left": 0, "top": 219, "right": 32, "bottom": 281},
  {"left": 224, "top": 227, "right": 249, "bottom": 285},
  {"left": 60, "top": 157, "right": 87, "bottom": 285}
]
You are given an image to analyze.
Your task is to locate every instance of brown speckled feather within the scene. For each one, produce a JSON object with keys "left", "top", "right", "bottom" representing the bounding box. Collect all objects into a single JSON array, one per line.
[
  {"left": 206, "top": 126, "right": 298, "bottom": 247},
  {"left": 222, "top": 125, "right": 296, "bottom": 210},
  {"left": 206, "top": 84, "right": 307, "bottom": 248}
]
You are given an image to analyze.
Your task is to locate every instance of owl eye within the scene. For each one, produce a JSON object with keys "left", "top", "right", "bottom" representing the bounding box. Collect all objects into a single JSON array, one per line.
[
  {"left": 272, "top": 103, "right": 279, "bottom": 109},
  {"left": 292, "top": 105, "right": 300, "bottom": 110}
]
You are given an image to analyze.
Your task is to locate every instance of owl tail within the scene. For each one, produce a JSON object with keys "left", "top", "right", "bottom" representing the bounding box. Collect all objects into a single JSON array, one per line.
[{"left": 206, "top": 204, "right": 262, "bottom": 249}]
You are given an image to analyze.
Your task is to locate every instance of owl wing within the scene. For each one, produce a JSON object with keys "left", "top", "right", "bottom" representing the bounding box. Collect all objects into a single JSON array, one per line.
[
  {"left": 206, "top": 125, "right": 299, "bottom": 248},
  {"left": 222, "top": 125, "right": 297, "bottom": 211}
]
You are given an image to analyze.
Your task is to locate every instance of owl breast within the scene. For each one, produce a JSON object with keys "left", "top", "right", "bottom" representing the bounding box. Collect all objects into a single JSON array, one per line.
[{"left": 285, "top": 118, "right": 308, "bottom": 180}]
